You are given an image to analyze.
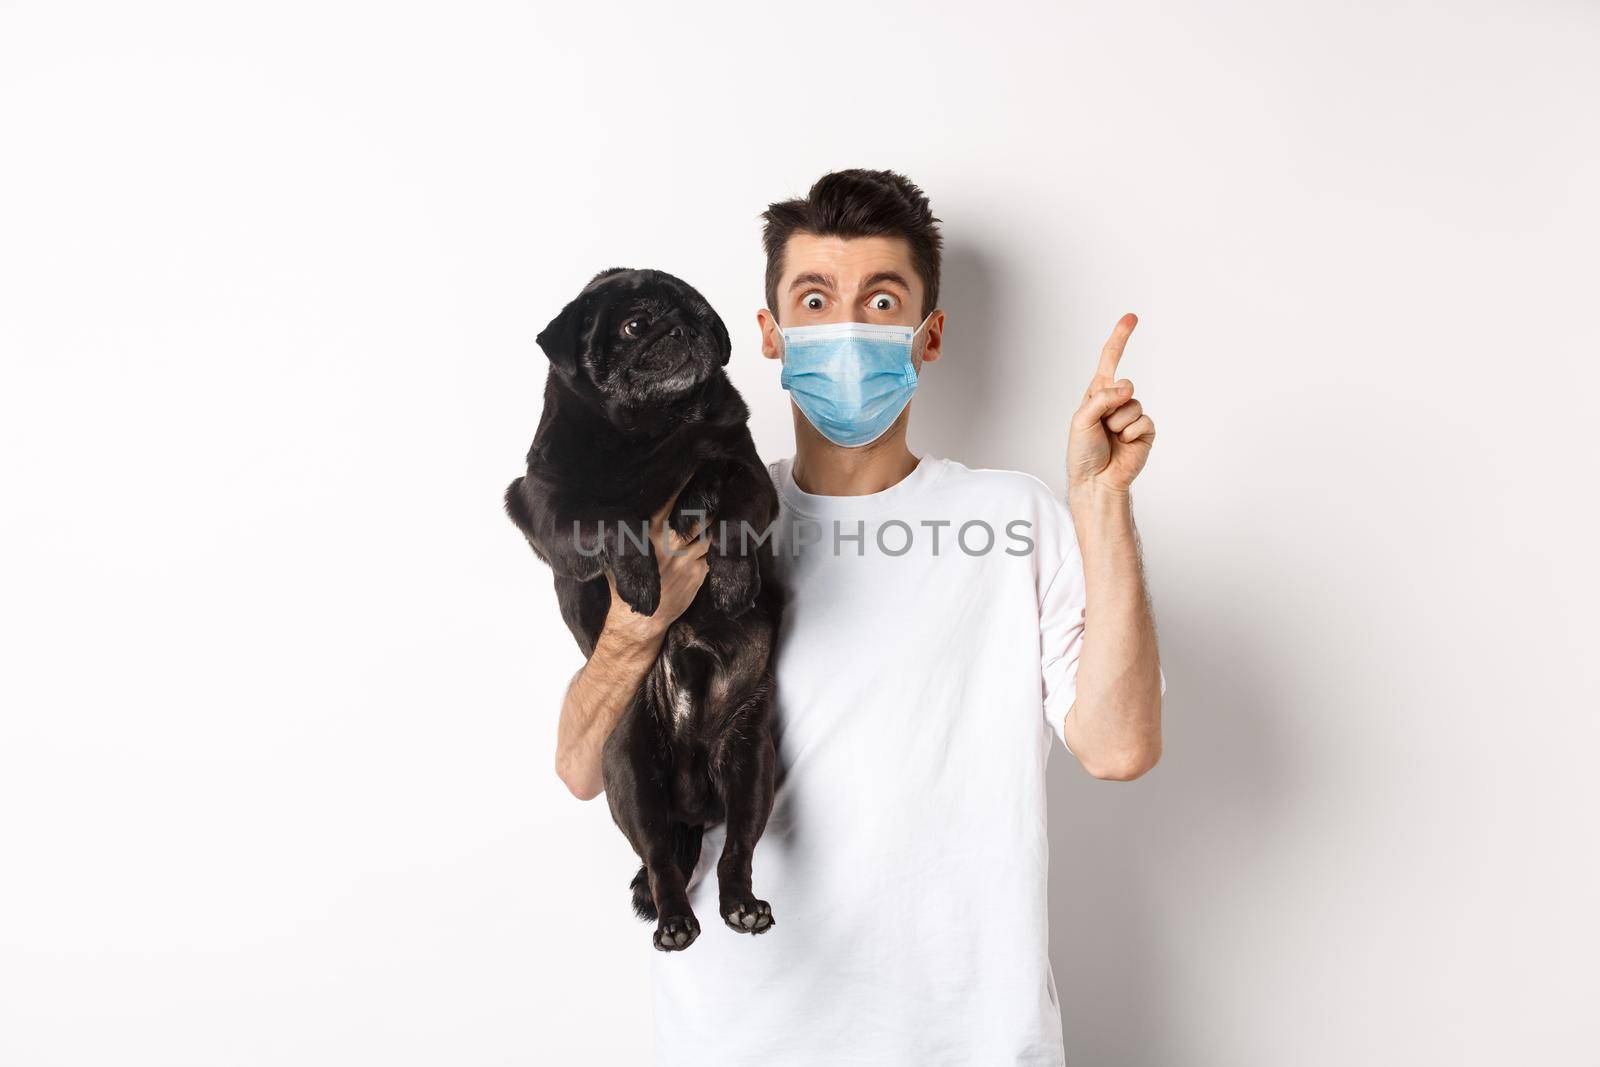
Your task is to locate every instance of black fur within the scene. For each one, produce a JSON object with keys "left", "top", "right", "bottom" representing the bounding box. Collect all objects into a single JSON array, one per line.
[{"left": 506, "top": 267, "right": 783, "bottom": 952}]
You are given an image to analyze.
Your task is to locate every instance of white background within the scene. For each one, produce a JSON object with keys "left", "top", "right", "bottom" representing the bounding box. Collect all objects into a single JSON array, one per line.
[{"left": 2, "top": 2, "right": 1597, "bottom": 1064}]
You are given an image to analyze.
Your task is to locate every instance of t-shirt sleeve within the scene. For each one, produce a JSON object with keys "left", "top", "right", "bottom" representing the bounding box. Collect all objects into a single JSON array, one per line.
[
  {"left": 1039, "top": 536, "right": 1088, "bottom": 747},
  {"left": 1037, "top": 494, "right": 1167, "bottom": 753}
]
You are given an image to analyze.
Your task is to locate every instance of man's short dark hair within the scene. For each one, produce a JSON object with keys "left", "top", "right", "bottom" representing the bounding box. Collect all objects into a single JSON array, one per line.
[{"left": 761, "top": 169, "right": 943, "bottom": 321}]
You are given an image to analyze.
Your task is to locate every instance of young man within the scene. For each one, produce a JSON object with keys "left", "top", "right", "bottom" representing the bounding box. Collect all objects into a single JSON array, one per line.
[{"left": 554, "top": 169, "right": 1163, "bottom": 1064}]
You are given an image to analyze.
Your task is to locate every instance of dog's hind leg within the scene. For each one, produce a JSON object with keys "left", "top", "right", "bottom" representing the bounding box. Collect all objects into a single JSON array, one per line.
[
  {"left": 711, "top": 676, "right": 778, "bottom": 935},
  {"left": 603, "top": 692, "right": 701, "bottom": 952},
  {"left": 629, "top": 822, "right": 703, "bottom": 921}
]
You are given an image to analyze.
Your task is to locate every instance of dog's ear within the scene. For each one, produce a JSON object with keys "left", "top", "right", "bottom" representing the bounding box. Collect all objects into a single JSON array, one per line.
[
  {"left": 537, "top": 268, "right": 632, "bottom": 377},
  {"left": 710, "top": 309, "right": 732, "bottom": 366},
  {"left": 535, "top": 292, "right": 594, "bottom": 379}
]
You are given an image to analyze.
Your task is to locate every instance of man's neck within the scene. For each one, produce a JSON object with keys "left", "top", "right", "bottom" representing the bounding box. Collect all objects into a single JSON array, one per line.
[{"left": 790, "top": 410, "right": 920, "bottom": 497}]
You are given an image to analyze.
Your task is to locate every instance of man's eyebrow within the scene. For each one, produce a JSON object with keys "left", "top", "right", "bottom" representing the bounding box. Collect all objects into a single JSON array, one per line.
[
  {"left": 788, "top": 271, "right": 836, "bottom": 293},
  {"left": 858, "top": 270, "right": 911, "bottom": 293},
  {"left": 787, "top": 270, "right": 913, "bottom": 295}
]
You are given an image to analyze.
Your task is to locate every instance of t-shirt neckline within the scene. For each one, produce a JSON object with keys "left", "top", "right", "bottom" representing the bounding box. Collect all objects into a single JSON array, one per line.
[{"left": 777, "top": 453, "right": 948, "bottom": 519}]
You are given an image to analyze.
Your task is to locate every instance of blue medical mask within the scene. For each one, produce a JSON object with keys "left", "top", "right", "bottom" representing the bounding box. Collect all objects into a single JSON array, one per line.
[{"left": 773, "top": 311, "right": 935, "bottom": 448}]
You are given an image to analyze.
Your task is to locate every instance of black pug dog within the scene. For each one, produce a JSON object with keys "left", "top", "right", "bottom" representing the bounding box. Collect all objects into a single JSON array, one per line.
[{"left": 505, "top": 267, "right": 783, "bottom": 952}]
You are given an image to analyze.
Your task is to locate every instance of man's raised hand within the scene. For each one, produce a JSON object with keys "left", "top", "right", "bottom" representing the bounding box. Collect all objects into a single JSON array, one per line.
[{"left": 1067, "top": 313, "right": 1156, "bottom": 495}]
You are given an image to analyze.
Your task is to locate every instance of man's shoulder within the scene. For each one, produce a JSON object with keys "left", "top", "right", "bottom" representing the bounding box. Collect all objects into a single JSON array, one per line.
[
  {"left": 930, "top": 458, "right": 1081, "bottom": 575},
  {"left": 928, "top": 457, "right": 1066, "bottom": 514}
]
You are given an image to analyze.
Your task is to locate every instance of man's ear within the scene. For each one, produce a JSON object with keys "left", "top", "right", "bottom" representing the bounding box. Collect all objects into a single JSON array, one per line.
[
  {"left": 535, "top": 292, "right": 593, "bottom": 378},
  {"left": 757, "top": 309, "right": 784, "bottom": 360}
]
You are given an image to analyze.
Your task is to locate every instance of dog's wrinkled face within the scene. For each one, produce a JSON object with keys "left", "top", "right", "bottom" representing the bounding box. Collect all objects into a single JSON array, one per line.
[{"left": 536, "top": 267, "right": 731, "bottom": 418}]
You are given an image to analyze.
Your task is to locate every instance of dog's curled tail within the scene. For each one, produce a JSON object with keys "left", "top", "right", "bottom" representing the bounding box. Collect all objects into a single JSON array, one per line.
[{"left": 630, "top": 822, "right": 705, "bottom": 921}]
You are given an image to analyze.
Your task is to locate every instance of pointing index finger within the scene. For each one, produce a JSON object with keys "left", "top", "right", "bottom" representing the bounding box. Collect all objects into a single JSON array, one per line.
[{"left": 1091, "top": 312, "right": 1139, "bottom": 388}]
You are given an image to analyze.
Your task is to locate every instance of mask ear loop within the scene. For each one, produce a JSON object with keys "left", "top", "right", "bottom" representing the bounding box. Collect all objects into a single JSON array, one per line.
[
  {"left": 765, "top": 308, "right": 786, "bottom": 361},
  {"left": 909, "top": 308, "right": 938, "bottom": 370}
]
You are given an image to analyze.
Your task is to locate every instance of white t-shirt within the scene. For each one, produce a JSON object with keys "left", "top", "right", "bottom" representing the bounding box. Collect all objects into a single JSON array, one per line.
[{"left": 649, "top": 454, "right": 1099, "bottom": 1065}]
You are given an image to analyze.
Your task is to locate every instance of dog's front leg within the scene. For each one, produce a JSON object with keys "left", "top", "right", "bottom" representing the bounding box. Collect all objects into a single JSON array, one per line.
[
  {"left": 666, "top": 462, "right": 720, "bottom": 541},
  {"left": 505, "top": 475, "right": 611, "bottom": 583},
  {"left": 603, "top": 515, "right": 662, "bottom": 618},
  {"left": 702, "top": 459, "right": 776, "bottom": 615},
  {"left": 668, "top": 461, "right": 760, "bottom": 614},
  {"left": 537, "top": 500, "right": 659, "bottom": 616}
]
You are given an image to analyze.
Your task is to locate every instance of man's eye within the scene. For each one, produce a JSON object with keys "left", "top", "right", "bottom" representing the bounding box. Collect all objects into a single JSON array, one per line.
[
  {"left": 622, "top": 317, "right": 649, "bottom": 337},
  {"left": 869, "top": 292, "right": 898, "bottom": 312},
  {"left": 801, "top": 292, "right": 826, "bottom": 312}
]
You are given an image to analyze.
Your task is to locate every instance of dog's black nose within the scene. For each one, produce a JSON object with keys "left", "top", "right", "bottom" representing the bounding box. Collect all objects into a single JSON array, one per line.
[{"left": 668, "top": 325, "right": 684, "bottom": 339}]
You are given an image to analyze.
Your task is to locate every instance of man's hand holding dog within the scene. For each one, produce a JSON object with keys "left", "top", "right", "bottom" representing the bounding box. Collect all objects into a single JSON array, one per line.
[{"left": 605, "top": 492, "right": 710, "bottom": 647}]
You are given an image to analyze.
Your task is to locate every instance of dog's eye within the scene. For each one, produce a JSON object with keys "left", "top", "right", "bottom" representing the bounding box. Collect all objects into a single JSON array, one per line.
[{"left": 623, "top": 317, "right": 649, "bottom": 338}]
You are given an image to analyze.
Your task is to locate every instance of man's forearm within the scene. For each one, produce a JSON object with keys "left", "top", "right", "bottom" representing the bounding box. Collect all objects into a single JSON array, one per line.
[
  {"left": 552, "top": 501, "right": 711, "bottom": 800},
  {"left": 555, "top": 623, "right": 662, "bottom": 800},
  {"left": 1062, "top": 484, "right": 1163, "bottom": 780}
]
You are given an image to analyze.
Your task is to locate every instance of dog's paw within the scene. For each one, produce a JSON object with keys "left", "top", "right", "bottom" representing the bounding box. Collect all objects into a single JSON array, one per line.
[
  {"left": 709, "top": 556, "right": 759, "bottom": 615},
  {"left": 653, "top": 913, "right": 701, "bottom": 952},
  {"left": 669, "top": 490, "right": 718, "bottom": 541},
  {"left": 610, "top": 557, "right": 661, "bottom": 618},
  {"left": 721, "top": 897, "right": 775, "bottom": 935}
]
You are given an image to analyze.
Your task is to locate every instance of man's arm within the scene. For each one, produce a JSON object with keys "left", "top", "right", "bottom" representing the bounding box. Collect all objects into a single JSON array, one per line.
[
  {"left": 554, "top": 500, "right": 709, "bottom": 800},
  {"left": 1061, "top": 485, "right": 1162, "bottom": 779},
  {"left": 1060, "top": 313, "right": 1163, "bottom": 781}
]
